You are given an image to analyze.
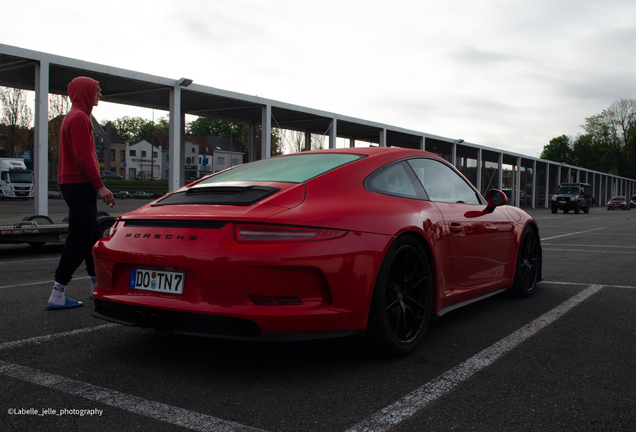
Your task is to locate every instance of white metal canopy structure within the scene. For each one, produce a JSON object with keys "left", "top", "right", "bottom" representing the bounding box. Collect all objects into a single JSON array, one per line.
[{"left": 1, "top": 43, "right": 634, "bottom": 216}]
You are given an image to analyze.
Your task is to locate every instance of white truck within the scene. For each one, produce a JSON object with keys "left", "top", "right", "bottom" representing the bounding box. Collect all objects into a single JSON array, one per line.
[{"left": 0, "top": 158, "right": 34, "bottom": 200}]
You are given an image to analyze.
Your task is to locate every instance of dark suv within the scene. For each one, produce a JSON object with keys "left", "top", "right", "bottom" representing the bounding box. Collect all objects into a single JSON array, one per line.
[{"left": 551, "top": 183, "right": 593, "bottom": 214}]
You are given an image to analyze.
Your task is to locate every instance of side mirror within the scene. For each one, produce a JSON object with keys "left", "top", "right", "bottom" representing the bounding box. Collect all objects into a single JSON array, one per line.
[{"left": 486, "top": 189, "right": 508, "bottom": 211}]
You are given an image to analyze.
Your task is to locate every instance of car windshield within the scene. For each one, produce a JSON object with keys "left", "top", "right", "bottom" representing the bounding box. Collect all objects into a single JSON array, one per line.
[
  {"left": 611, "top": 197, "right": 624, "bottom": 201},
  {"left": 557, "top": 186, "right": 579, "bottom": 194},
  {"left": 199, "top": 153, "right": 364, "bottom": 184},
  {"left": 8, "top": 170, "right": 33, "bottom": 183}
]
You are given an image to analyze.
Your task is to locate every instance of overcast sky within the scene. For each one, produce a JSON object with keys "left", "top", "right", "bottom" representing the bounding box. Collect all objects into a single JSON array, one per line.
[{"left": 3, "top": 0, "right": 635, "bottom": 157}]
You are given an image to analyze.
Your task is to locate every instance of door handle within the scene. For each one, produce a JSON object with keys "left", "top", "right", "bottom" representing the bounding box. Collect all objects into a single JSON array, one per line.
[{"left": 449, "top": 221, "right": 463, "bottom": 234}]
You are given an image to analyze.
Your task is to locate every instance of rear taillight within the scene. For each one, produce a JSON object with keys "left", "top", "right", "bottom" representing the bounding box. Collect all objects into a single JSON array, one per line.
[
  {"left": 107, "top": 220, "right": 123, "bottom": 238},
  {"left": 234, "top": 223, "right": 347, "bottom": 243}
]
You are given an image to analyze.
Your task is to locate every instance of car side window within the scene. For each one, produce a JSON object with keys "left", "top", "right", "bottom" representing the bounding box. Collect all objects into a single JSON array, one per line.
[
  {"left": 407, "top": 158, "right": 481, "bottom": 205},
  {"left": 366, "top": 162, "right": 422, "bottom": 198}
]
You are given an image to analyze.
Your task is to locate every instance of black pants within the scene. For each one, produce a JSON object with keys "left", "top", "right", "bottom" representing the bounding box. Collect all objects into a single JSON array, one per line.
[{"left": 55, "top": 183, "right": 102, "bottom": 285}]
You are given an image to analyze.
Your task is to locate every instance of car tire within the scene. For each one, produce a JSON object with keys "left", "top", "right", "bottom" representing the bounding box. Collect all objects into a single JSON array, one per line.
[
  {"left": 574, "top": 202, "right": 581, "bottom": 214},
  {"left": 510, "top": 227, "right": 540, "bottom": 298},
  {"left": 367, "top": 236, "right": 433, "bottom": 356},
  {"left": 551, "top": 205, "right": 557, "bottom": 214},
  {"left": 584, "top": 203, "right": 590, "bottom": 214}
]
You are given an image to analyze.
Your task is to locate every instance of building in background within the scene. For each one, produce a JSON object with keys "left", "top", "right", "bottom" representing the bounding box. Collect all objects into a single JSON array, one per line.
[
  {"left": 100, "top": 122, "right": 127, "bottom": 179},
  {"left": 140, "top": 131, "right": 244, "bottom": 181},
  {"left": 127, "top": 140, "right": 162, "bottom": 180},
  {"left": 207, "top": 136, "right": 243, "bottom": 173}
]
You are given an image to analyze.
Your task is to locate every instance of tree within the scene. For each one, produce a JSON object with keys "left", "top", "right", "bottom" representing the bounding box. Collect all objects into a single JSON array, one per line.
[
  {"left": 186, "top": 117, "right": 255, "bottom": 158},
  {"left": 187, "top": 117, "right": 244, "bottom": 139},
  {"left": 580, "top": 113, "right": 623, "bottom": 175},
  {"left": 0, "top": 86, "right": 33, "bottom": 157},
  {"left": 604, "top": 99, "right": 636, "bottom": 151},
  {"left": 155, "top": 116, "right": 170, "bottom": 133},
  {"left": 544, "top": 99, "right": 636, "bottom": 178},
  {"left": 109, "top": 116, "right": 154, "bottom": 142},
  {"left": 540, "top": 135, "right": 573, "bottom": 164},
  {"left": 48, "top": 94, "right": 71, "bottom": 163},
  {"left": 604, "top": 99, "right": 636, "bottom": 178},
  {"left": 282, "top": 130, "right": 326, "bottom": 153}
]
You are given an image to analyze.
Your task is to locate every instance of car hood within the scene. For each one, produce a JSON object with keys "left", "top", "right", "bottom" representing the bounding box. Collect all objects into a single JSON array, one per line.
[{"left": 119, "top": 181, "right": 306, "bottom": 223}]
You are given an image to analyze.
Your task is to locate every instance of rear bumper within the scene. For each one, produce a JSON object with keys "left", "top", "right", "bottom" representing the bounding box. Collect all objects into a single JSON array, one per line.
[{"left": 92, "top": 300, "right": 362, "bottom": 341}]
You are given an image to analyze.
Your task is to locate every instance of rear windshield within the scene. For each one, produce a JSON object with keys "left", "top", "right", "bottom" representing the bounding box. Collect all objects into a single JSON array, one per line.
[{"left": 199, "top": 153, "right": 363, "bottom": 184}]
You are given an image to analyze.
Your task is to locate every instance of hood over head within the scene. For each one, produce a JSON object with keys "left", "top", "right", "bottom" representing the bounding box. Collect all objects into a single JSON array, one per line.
[{"left": 67, "top": 76, "right": 99, "bottom": 115}]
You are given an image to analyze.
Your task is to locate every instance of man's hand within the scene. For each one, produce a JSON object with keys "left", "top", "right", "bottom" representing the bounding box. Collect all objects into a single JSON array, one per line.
[{"left": 98, "top": 186, "right": 115, "bottom": 207}]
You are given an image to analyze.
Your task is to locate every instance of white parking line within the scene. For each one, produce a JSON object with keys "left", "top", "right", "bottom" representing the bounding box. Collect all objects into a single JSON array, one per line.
[
  {"left": 541, "top": 227, "right": 606, "bottom": 241},
  {"left": 0, "top": 276, "right": 89, "bottom": 290},
  {"left": 0, "top": 324, "right": 116, "bottom": 351},
  {"left": 542, "top": 243, "right": 636, "bottom": 249},
  {"left": 0, "top": 360, "right": 268, "bottom": 432},
  {"left": 0, "top": 257, "right": 59, "bottom": 264},
  {"left": 346, "top": 284, "right": 604, "bottom": 432}
]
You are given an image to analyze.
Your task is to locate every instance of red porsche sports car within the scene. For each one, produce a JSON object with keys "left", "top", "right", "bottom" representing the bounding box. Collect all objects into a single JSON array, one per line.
[{"left": 92, "top": 147, "right": 541, "bottom": 355}]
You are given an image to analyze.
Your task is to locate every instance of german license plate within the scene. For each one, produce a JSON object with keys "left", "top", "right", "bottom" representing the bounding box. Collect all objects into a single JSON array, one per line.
[{"left": 129, "top": 268, "right": 184, "bottom": 294}]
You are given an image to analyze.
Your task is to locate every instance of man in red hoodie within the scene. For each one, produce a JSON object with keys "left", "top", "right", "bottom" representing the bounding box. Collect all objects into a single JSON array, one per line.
[{"left": 47, "top": 76, "right": 115, "bottom": 309}]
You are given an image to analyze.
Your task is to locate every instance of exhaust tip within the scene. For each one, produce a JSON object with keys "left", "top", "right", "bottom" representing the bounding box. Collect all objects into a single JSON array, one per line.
[
  {"left": 150, "top": 312, "right": 171, "bottom": 332},
  {"left": 135, "top": 311, "right": 150, "bottom": 328}
]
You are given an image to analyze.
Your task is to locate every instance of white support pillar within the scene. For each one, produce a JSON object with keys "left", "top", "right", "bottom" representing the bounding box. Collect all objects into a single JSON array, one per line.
[
  {"left": 379, "top": 129, "right": 387, "bottom": 147},
  {"left": 476, "top": 148, "right": 482, "bottom": 194},
  {"left": 498, "top": 153, "right": 503, "bottom": 190},
  {"left": 261, "top": 105, "right": 271, "bottom": 159},
  {"left": 544, "top": 163, "right": 550, "bottom": 208},
  {"left": 168, "top": 85, "right": 182, "bottom": 192},
  {"left": 452, "top": 142, "right": 457, "bottom": 168},
  {"left": 419, "top": 136, "right": 424, "bottom": 151},
  {"left": 248, "top": 124, "right": 256, "bottom": 162},
  {"left": 515, "top": 157, "right": 521, "bottom": 207},
  {"left": 532, "top": 160, "right": 537, "bottom": 209},
  {"left": 329, "top": 118, "right": 337, "bottom": 149},
  {"left": 33, "top": 60, "right": 49, "bottom": 215}
]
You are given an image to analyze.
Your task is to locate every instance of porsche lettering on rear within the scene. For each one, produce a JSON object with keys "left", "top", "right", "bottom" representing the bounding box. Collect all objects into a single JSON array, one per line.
[{"left": 124, "top": 233, "right": 198, "bottom": 241}]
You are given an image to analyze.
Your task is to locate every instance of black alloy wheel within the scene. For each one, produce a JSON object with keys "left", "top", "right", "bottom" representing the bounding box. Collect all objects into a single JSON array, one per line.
[
  {"left": 368, "top": 236, "right": 433, "bottom": 356},
  {"left": 510, "top": 227, "right": 540, "bottom": 297}
]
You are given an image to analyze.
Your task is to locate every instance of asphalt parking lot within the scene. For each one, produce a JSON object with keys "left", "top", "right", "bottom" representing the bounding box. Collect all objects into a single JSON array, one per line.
[{"left": 1, "top": 200, "right": 635, "bottom": 431}]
